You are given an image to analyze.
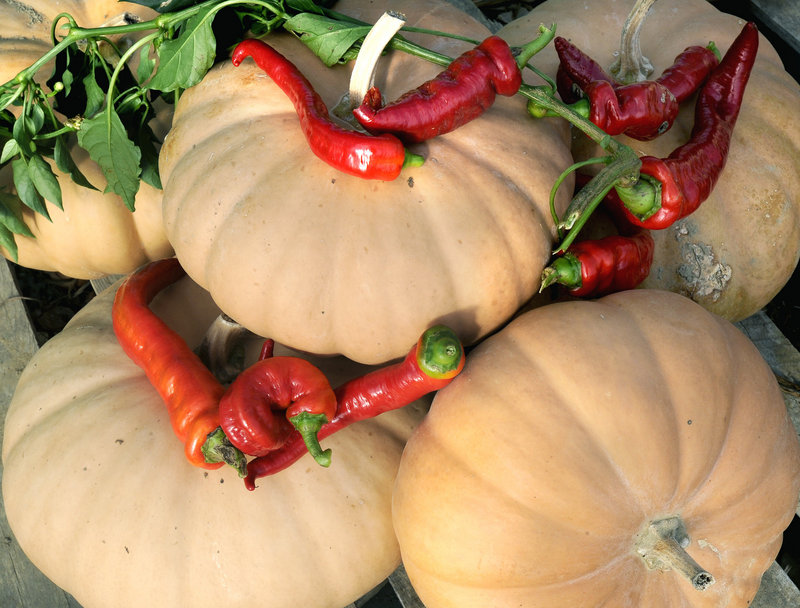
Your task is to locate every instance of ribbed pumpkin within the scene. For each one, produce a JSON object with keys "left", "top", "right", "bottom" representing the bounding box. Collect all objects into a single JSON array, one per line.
[
  {"left": 392, "top": 289, "right": 800, "bottom": 608},
  {"left": 158, "top": 0, "right": 573, "bottom": 365},
  {"left": 499, "top": 0, "right": 800, "bottom": 321},
  {"left": 2, "top": 272, "right": 427, "bottom": 608},
  {"left": 0, "top": 0, "right": 173, "bottom": 278}
]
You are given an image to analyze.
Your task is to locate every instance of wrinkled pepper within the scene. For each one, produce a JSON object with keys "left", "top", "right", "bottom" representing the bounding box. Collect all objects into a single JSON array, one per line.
[
  {"left": 352, "top": 36, "right": 523, "bottom": 143},
  {"left": 555, "top": 36, "right": 720, "bottom": 140},
  {"left": 613, "top": 22, "right": 758, "bottom": 229}
]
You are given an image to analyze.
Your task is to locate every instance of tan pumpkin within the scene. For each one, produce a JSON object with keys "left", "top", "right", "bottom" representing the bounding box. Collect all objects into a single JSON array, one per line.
[
  {"left": 0, "top": 0, "right": 173, "bottom": 279},
  {"left": 158, "top": 0, "right": 574, "bottom": 365},
  {"left": 1, "top": 272, "right": 428, "bottom": 608},
  {"left": 499, "top": 0, "right": 800, "bottom": 321},
  {"left": 392, "top": 288, "right": 800, "bottom": 607}
]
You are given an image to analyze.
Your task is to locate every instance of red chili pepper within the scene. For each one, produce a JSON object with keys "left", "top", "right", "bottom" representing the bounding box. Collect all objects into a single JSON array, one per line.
[
  {"left": 243, "top": 325, "right": 465, "bottom": 490},
  {"left": 554, "top": 36, "right": 719, "bottom": 140},
  {"left": 540, "top": 230, "right": 655, "bottom": 297},
  {"left": 351, "top": 36, "right": 523, "bottom": 143},
  {"left": 216, "top": 356, "right": 337, "bottom": 465},
  {"left": 112, "top": 258, "right": 227, "bottom": 470},
  {"left": 613, "top": 22, "right": 758, "bottom": 229},
  {"left": 231, "top": 38, "right": 423, "bottom": 180}
]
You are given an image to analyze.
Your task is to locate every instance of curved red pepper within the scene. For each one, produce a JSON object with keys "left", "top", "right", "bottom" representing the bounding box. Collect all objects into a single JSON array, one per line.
[
  {"left": 352, "top": 36, "right": 522, "bottom": 143},
  {"left": 112, "top": 258, "right": 226, "bottom": 470},
  {"left": 231, "top": 39, "right": 421, "bottom": 181},
  {"left": 613, "top": 22, "right": 758, "bottom": 229},
  {"left": 243, "top": 325, "right": 465, "bottom": 490},
  {"left": 554, "top": 36, "right": 719, "bottom": 140},
  {"left": 218, "top": 356, "right": 337, "bottom": 462}
]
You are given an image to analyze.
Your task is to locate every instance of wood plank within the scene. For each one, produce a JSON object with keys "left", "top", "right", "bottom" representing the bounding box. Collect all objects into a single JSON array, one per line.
[
  {"left": 748, "top": 0, "right": 800, "bottom": 55},
  {"left": 0, "top": 260, "right": 81, "bottom": 608}
]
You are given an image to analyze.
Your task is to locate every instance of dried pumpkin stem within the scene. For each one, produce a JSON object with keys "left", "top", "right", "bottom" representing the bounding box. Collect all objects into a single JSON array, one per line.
[
  {"left": 195, "top": 313, "right": 254, "bottom": 385},
  {"left": 609, "top": 0, "right": 657, "bottom": 83},
  {"left": 635, "top": 516, "right": 715, "bottom": 591}
]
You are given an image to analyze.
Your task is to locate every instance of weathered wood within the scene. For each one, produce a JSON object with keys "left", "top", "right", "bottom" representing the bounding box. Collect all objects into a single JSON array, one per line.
[
  {"left": 748, "top": 0, "right": 800, "bottom": 56},
  {"left": 1, "top": 260, "right": 81, "bottom": 608}
]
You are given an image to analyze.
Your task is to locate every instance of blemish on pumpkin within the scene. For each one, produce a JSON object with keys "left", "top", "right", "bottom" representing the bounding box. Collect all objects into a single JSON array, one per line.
[
  {"left": 115, "top": 439, "right": 124, "bottom": 444},
  {"left": 673, "top": 224, "right": 731, "bottom": 301},
  {"left": 407, "top": 177, "right": 414, "bottom": 188}
]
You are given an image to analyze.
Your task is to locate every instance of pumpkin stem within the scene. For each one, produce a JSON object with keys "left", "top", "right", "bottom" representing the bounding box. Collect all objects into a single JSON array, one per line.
[
  {"left": 195, "top": 314, "right": 254, "bottom": 384},
  {"left": 609, "top": 0, "right": 657, "bottom": 84},
  {"left": 635, "top": 516, "right": 715, "bottom": 590}
]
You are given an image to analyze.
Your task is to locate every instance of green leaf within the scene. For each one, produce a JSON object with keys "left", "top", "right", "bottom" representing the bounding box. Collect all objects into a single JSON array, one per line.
[
  {"left": 146, "top": 9, "right": 216, "bottom": 92},
  {"left": 137, "top": 45, "right": 157, "bottom": 84},
  {"left": 1, "top": 138, "right": 20, "bottom": 163},
  {"left": 27, "top": 155, "right": 63, "bottom": 209},
  {"left": 0, "top": 191, "right": 35, "bottom": 237},
  {"left": 82, "top": 70, "right": 106, "bottom": 118},
  {"left": 54, "top": 136, "right": 97, "bottom": 190},
  {"left": 12, "top": 114, "right": 37, "bottom": 157},
  {"left": 283, "top": 14, "right": 370, "bottom": 67},
  {"left": 76, "top": 108, "right": 141, "bottom": 211},
  {"left": 124, "top": 0, "right": 200, "bottom": 13},
  {"left": 11, "top": 157, "right": 49, "bottom": 220}
]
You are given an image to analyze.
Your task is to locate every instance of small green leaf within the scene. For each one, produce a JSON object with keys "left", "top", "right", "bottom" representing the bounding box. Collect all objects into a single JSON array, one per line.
[
  {"left": 0, "top": 191, "right": 35, "bottom": 237},
  {"left": 1, "top": 138, "right": 20, "bottom": 163},
  {"left": 12, "top": 114, "right": 36, "bottom": 157},
  {"left": 146, "top": 9, "right": 216, "bottom": 92},
  {"left": 137, "top": 45, "right": 157, "bottom": 84},
  {"left": 283, "top": 14, "right": 370, "bottom": 67},
  {"left": 77, "top": 107, "right": 141, "bottom": 211},
  {"left": 0, "top": 223, "right": 20, "bottom": 260},
  {"left": 27, "top": 155, "right": 63, "bottom": 209},
  {"left": 83, "top": 71, "right": 106, "bottom": 118},
  {"left": 54, "top": 136, "right": 97, "bottom": 190},
  {"left": 11, "top": 157, "right": 50, "bottom": 220}
]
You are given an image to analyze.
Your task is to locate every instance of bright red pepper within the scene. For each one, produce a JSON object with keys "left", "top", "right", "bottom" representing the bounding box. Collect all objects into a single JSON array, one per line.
[
  {"left": 243, "top": 325, "right": 465, "bottom": 490},
  {"left": 112, "top": 258, "right": 227, "bottom": 470},
  {"left": 352, "top": 36, "right": 522, "bottom": 143},
  {"left": 613, "top": 22, "right": 758, "bottom": 229},
  {"left": 231, "top": 38, "right": 422, "bottom": 180},
  {"left": 554, "top": 36, "right": 719, "bottom": 140}
]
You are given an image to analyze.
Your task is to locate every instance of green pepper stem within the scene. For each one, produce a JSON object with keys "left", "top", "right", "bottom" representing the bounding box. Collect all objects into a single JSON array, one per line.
[
  {"left": 416, "top": 325, "right": 464, "bottom": 380},
  {"left": 514, "top": 23, "right": 556, "bottom": 69},
  {"left": 614, "top": 173, "right": 661, "bottom": 220},
  {"left": 202, "top": 427, "right": 248, "bottom": 477},
  {"left": 540, "top": 253, "right": 581, "bottom": 291},
  {"left": 290, "top": 412, "right": 332, "bottom": 467}
]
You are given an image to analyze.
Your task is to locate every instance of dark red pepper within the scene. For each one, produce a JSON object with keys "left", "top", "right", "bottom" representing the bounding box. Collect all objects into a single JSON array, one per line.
[
  {"left": 231, "top": 38, "right": 423, "bottom": 180},
  {"left": 243, "top": 324, "right": 465, "bottom": 490},
  {"left": 613, "top": 22, "right": 758, "bottom": 229},
  {"left": 554, "top": 36, "right": 719, "bottom": 140},
  {"left": 352, "top": 36, "right": 523, "bottom": 143}
]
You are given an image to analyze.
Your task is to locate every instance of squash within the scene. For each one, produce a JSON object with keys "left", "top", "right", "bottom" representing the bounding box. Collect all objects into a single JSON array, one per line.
[
  {"left": 392, "top": 288, "right": 800, "bottom": 608},
  {"left": 0, "top": 0, "right": 173, "bottom": 279},
  {"left": 1, "top": 271, "right": 427, "bottom": 608},
  {"left": 158, "top": 0, "right": 574, "bottom": 365},
  {"left": 499, "top": 0, "right": 800, "bottom": 321}
]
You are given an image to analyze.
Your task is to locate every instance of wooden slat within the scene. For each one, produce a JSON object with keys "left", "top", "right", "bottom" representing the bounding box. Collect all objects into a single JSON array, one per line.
[{"left": 748, "top": 0, "right": 800, "bottom": 55}]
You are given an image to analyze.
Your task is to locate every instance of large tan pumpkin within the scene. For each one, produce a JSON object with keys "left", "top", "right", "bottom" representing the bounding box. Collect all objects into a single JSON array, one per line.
[
  {"left": 0, "top": 0, "right": 173, "bottom": 278},
  {"left": 2, "top": 272, "right": 427, "bottom": 608},
  {"left": 158, "top": 0, "right": 573, "bottom": 365},
  {"left": 392, "top": 288, "right": 800, "bottom": 607},
  {"left": 499, "top": 0, "right": 800, "bottom": 321}
]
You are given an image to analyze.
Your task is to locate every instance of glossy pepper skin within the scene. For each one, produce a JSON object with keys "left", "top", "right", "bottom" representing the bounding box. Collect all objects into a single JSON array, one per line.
[
  {"left": 231, "top": 39, "right": 418, "bottom": 181},
  {"left": 112, "top": 258, "right": 226, "bottom": 470},
  {"left": 613, "top": 22, "right": 759, "bottom": 229},
  {"left": 555, "top": 37, "right": 719, "bottom": 140},
  {"left": 243, "top": 325, "right": 465, "bottom": 490},
  {"left": 352, "top": 36, "right": 522, "bottom": 143},
  {"left": 541, "top": 230, "right": 655, "bottom": 297}
]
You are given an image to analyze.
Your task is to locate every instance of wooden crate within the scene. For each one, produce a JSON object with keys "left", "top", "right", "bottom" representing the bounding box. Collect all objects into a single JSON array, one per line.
[{"left": 2, "top": 0, "right": 799, "bottom": 606}]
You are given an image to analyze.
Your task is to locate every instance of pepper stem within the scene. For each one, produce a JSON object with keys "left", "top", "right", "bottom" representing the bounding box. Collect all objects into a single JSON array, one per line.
[
  {"left": 614, "top": 173, "right": 661, "bottom": 220},
  {"left": 202, "top": 427, "right": 248, "bottom": 477},
  {"left": 416, "top": 325, "right": 464, "bottom": 380},
  {"left": 635, "top": 516, "right": 715, "bottom": 591},
  {"left": 540, "top": 253, "right": 581, "bottom": 292},
  {"left": 290, "top": 412, "right": 332, "bottom": 467},
  {"left": 514, "top": 23, "right": 556, "bottom": 69},
  {"left": 609, "top": 0, "right": 657, "bottom": 83}
]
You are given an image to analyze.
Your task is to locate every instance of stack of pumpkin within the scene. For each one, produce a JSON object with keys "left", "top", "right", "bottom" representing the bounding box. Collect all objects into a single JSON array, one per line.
[{"left": 1, "top": 0, "right": 799, "bottom": 607}]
